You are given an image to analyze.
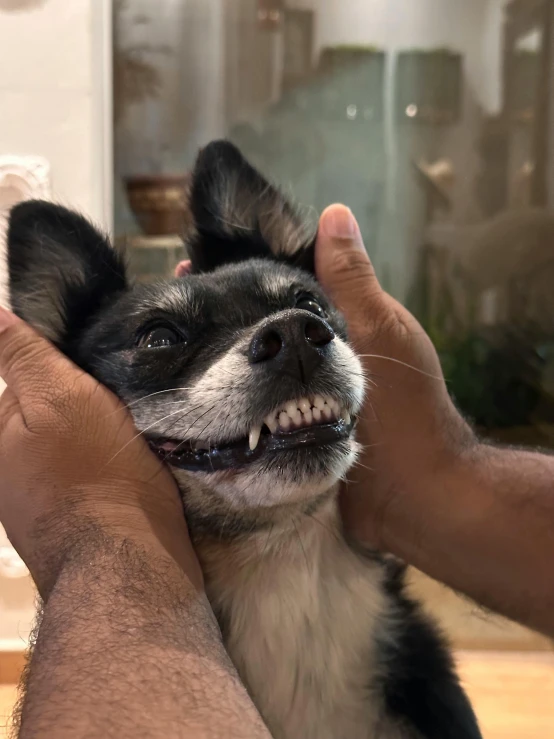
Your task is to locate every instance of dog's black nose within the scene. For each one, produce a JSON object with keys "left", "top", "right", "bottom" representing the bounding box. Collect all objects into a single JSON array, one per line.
[{"left": 248, "top": 310, "right": 335, "bottom": 383}]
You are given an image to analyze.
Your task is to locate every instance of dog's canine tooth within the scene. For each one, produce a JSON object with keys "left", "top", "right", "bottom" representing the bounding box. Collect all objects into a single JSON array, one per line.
[
  {"left": 249, "top": 425, "right": 262, "bottom": 451},
  {"left": 265, "top": 414, "right": 278, "bottom": 434},
  {"left": 344, "top": 411, "right": 351, "bottom": 425}
]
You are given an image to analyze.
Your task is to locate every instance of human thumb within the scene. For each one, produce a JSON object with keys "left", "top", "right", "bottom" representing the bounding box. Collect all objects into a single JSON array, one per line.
[
  {"left": 315, "top": 204, "right": 383, "bottom": 320},
  {"left": 0, "top": 306, "right": 68, "bottom": 402}
]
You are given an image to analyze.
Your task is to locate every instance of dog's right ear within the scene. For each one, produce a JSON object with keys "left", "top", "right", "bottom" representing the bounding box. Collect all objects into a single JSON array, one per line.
[{"left": 7, "top": 200, "right": 128, "bottom": 347}]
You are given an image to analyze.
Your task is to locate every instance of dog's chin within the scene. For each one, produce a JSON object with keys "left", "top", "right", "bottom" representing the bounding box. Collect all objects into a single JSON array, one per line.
[{"left": 173, "top": 438, "right": 359, "bottom": 514}]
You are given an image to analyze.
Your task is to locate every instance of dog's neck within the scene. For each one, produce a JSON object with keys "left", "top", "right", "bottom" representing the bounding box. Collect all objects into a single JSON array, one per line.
[
  {"left": 177, "top": 469, "right": 339, "bottom": 541},
  {"left": 193, "top": 490, "right": 393, "bottom": 739},
  {"left": 195, "top": 488, "right": 341, "bottom": 572}
]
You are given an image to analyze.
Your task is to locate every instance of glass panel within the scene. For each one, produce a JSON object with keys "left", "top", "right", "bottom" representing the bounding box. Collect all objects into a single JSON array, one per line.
[{"left": 113, "top": 0, "right": 554, "bottom": 649}]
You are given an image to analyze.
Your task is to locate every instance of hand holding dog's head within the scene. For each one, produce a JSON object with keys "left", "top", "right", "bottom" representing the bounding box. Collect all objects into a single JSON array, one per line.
[{"left": 7, "top": 141, "right": 364, "bottom": 538}]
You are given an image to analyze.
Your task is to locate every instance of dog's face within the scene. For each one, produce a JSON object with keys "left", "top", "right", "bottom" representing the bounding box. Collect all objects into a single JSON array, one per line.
[{"left": 7, "top": 141, "right": 364, "bottom": 537}]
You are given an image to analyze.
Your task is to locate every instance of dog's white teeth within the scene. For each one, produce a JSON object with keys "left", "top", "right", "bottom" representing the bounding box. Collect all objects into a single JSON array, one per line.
[
  {"left": 264, "top": 414, "right": 279, "bottom": 434},
  {"left": 266, "top": 395, "right": 350, "bottom": 434},
  {"left": 344, "top": 411, "right": 351, "bottom": 425},
  {"left": 313, "top": 394, "right": 326, "bottom": 410},
  {"left": 279, "top": 411, "right": 291, "bottom": 431},
  {"left": 329, "top": 398, "right": 340, "bottom": 415},
  {"left": 299, "top": 398, "right": 311, "bottom": 414},
  {"left": 286, "top": 400, "right": 299, "bottom": 417},
  {"left": 249, "top": 425, "right": 262, "bottom": 451}
]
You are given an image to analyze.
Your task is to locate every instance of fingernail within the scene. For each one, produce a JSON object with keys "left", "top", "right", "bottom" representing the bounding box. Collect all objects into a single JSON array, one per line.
[
  {"left": 0, "top": 307, "right": 17, "bottom": 335},
  {"left": 325, "top": 206, "right": 357, "bottom": 239}
]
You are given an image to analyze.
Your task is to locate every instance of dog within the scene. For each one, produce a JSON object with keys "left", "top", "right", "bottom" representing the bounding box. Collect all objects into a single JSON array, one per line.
[{"left": 7, "top": 141, "right": 481, "bottom": 739}]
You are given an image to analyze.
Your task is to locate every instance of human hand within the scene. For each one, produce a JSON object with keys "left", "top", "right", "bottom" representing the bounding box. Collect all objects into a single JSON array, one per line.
[
  {"left": 0, "top": 308, "right": 202, "bottom": 598},
  {"left": 315, "top": 205, "right": 475, "bottom": 549}
]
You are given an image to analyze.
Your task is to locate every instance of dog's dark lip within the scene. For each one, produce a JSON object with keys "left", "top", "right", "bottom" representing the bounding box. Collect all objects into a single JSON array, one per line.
[{"left": 148, "top": 418, "right": 356, "bottom": 473}]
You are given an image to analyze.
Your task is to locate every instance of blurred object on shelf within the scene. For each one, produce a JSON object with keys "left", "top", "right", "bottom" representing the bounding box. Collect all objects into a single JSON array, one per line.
[
  {"left": 511, "top": 49, "right": 540, "bottom": 124},
  {"left": 113, "top": 0, "right": 171, "bottom": 124},
  {"left": 118, "top": 234, "right": 186, "bottom": 283},
  {"left": 124, "top": 173, "right": 190, "bottom": 236},
  {"left": 414, "top": 158, "right": 455, "bottom": 217},
  {"left": 282, "top": 9, "right": 314, "bottom": 91},
  {"left": 396, "top": 48, "right": 462, "bottom": 125},
  {"left": 511, "top": 160, "right": 534, "bottom": 207},
  {"left": 457, "top": 208, "right": 554, "bottom": 332},
  {"left": 476, "top": 116, "right": 509, "bottom": 218},
  {"left": 257, "top": 0, "right": 283, "bottom": 31},
  {"left": 317, "top": 46, "right": 385, "bottom": 122}
]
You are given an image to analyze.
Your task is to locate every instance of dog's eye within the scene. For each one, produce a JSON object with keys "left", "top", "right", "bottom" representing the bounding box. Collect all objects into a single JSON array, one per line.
[
  {"left": 295, "top": 293, "right": 326, "bottom": 317},
  {"left": 138, "top": 324, "right": 184, "bottom": 349}
]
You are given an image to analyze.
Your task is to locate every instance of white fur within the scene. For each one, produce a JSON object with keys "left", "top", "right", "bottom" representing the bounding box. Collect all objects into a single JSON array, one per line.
[{"left": 198, "top": 497, "right": 401, "bottom": 739}]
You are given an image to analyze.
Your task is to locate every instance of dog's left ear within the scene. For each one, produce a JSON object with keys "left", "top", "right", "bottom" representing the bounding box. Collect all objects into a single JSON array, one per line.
[
  {"left": 7, "top": 200, "right": 128, "bottom": 347},
  {"left": 185, "top": 140, "right": 315, "bottom": 274}
]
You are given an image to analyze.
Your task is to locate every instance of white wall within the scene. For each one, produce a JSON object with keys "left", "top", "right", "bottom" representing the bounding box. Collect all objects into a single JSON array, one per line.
[
  {"left": 0, "top": 0, "right": 112, "bottom": 650},
  {"left": 0, "top": 0, "right": 112, "bottom": 226}
]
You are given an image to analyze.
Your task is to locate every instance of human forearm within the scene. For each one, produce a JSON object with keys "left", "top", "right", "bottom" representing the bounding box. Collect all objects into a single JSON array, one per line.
[
  {"left": 17, "top": 539, "right": 270, "bottom": 739},
  {"left": 379, "top": 441, "right": 554, "bottom": 637}
]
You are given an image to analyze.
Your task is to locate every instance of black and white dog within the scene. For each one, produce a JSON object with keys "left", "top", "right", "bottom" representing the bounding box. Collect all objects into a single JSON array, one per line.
[{"left": 7, "top": 141, "right": 481, "bottom": 739}]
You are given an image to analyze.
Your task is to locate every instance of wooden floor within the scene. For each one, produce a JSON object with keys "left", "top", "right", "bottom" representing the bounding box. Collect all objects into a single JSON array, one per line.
[
  {"left": 457, "top": 651, "right": 554, "bottom": 739},
  {"left": 1, "top": 651, "right": 553, "bottom": 737}
]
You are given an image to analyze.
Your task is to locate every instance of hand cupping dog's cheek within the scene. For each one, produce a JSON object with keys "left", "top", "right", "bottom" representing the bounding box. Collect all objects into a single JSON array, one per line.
[{"left": 0, "top": 309, "right": 202, "bottom": 597}]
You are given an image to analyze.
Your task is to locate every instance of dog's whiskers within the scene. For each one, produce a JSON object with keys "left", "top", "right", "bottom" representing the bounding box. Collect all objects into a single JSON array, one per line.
[
  {"left": 357, "top": 354, "right": 444, "bottom": 381},
  {"left": 103, "top": 403, "right": 203, "bottom": 468}
]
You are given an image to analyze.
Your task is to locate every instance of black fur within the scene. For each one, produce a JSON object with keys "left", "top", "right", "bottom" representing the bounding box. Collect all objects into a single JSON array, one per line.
[
  {"left": 188, "top": 140, "right": 315, "bottom": 275},
  {"left": 380, "top": 563, "right": 482, "bottom": 739},
  {"left": 6, "top": 140, "right": 481, "bottom": 739},
  {"left": 8, "top": 200, "right": 127, "bottom": 349}
]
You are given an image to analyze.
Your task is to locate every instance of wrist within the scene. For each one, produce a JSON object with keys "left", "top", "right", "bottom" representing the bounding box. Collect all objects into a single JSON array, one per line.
[{"left": 31, "top": 507, "right": 203, "bottom": 601}]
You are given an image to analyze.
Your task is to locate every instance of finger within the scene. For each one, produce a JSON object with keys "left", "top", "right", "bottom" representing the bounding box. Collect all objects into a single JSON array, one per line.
[
  {"left": 0, "top": 307, "right": 79, "bottom": 410},
  {"left": 0, "top": 386, "right": 21, "bottom": 430},
  {"left": 175, "top": 260, "right": 192, "bottom": 278},
  {"left": 315, "top": 205, "right": 385, "bottom": 319}
]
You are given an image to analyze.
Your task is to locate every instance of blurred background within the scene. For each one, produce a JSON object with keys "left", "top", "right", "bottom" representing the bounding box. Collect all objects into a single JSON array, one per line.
[{"left": 1, "top": 1, "right": 554, "bottom": 736}]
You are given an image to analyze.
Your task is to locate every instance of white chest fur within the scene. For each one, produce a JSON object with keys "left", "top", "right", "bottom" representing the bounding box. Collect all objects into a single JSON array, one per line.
[{"left": 198, "top": 501, "right": 395, "bottom": 739}]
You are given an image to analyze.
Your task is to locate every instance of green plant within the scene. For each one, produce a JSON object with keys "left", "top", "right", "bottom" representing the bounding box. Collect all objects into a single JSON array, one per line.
[{"left": 438, "top": 328, "right": 543, "bottom": 428}]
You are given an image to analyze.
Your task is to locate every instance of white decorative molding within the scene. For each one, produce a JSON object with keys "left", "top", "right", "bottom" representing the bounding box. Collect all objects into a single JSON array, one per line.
[{"left": 0, "top": 154, "right": 50, "bottom": 209}]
